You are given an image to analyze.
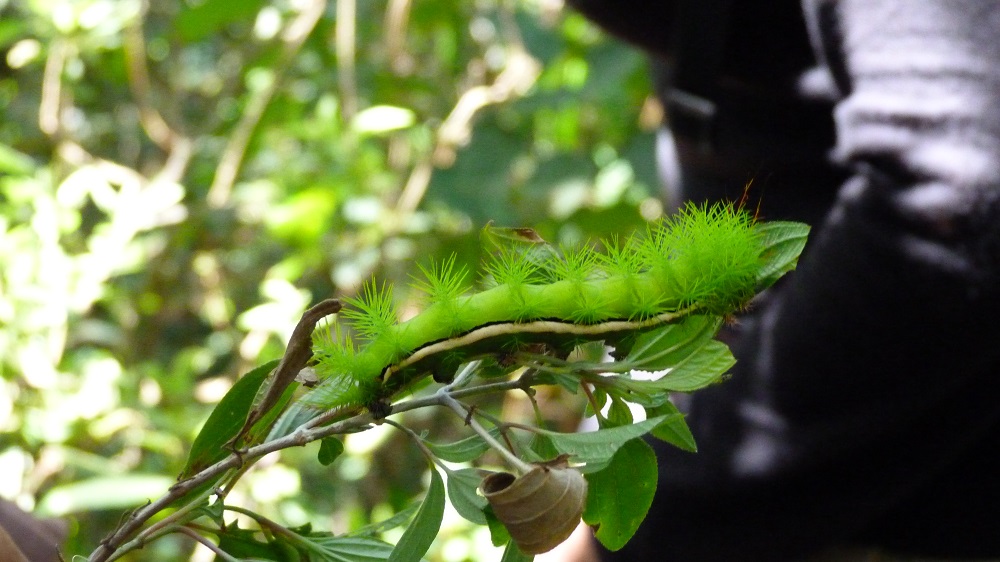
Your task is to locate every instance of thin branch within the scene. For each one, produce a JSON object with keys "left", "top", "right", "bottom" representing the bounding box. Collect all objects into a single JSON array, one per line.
[
  {"left": 123, "top": 0, "right": 193, "bottom": 184},
  {"left": 384, "top": 419, "right": 451, "bottom": 473},
  {"left": 392, "top": 47, "right": 541, "bottom": 222},
  {"left": 39, "top": 39, "right": 69, "bottom": 138},
  {"left": 123, "top": 0, "right": 179, "bottom": 152},
  {"left": 383, "top": 0, "right": 413, "bottom": 74},
  {"left": 437, "top": 392, "right": 533, "bottom": 474},
  {"left": 441, "top": 360, "right": 483, "bottom": 392},
  {"left": 89, "top": 368, "right": 530, "bottom": 561},
  {"left": 206, "top": 0, "right": 327, "bottom": 208},
  {"left": 335, "top": 0, "right": 358, "bottom": 121},
  {"left": 177, "top": 527, "right": 240, "bottom": 562}
]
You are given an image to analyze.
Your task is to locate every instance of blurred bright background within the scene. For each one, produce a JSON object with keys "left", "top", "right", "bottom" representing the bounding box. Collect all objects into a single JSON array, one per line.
[{"left": 0, "top": 0, "right": 663, "bottom": 558}]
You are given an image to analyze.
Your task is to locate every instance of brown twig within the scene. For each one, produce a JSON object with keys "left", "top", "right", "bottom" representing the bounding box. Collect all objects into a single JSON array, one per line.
[
  {"left": 229, "top": 298, "right": 342, "bottom": 448},
  {"left": 87, "top": 371, "right": 529, "bottom": 561}
]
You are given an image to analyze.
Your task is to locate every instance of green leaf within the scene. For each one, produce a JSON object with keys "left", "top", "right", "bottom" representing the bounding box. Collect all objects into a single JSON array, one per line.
[
  {"left": 217, "top": 524, "right": 288, "bottom": 560},
  {"left": 349, "top": 503, "right": 420, "bottom": 537},
  {"left": 318, "top": 438, "right": 345, "bottom": 466},
  {"left": 583, "top": 438, "right": 658, "bottom": 552},
  {"left": 445, "top": 467, "right": 488, "bottom": 524},
  {"left": 424, "top": 429, "right": 501, "bottom": 463},
  {"left": 531, "top": 370, "right": 582, "bottom": 394},
  {"left": 500, "top": 540, "right": 534, "bottom": 562},
  {"left": 754, "top": 221, "right": 811, "bottom": 289},
  {"left": 485, "top": 505, "right": 512, "bottom": 547},
  {"left": 36, "top": 475, "right": 174, "bottom": 516},
  {"left": 387, "top": 467, "right": 445, "bottom": 562},
  {"left": 624, "top": 315, "right": 720, "bottom": 372},
  {"left": 646, "top": 402, "right": 697, "bottom": 453},
  {"left": 302, "top": 535, "right": 396, "bottom": 562},
  {"left": 173, "top": 0, "right": 268, "bottom": 42},
  {"left": 604, "top": 395, "right": 634, "bottom": 428},
  {"left": 267, "top": 398, "right": 324, "bottom": 442},
  {"left": 0, "top": 143, "right": 34, "bottom": 175},
  {"left": 627, "top": 339, "right": 735, "bottom": 393},
  {"left": 527, "top": 432, "right": 560, "bottom": 463},
  {"left": 180, "top": 360, "right": 278, "bottom": 479},
  {"left": 537, "top": 415, "right": 665, "bottom": 471}
]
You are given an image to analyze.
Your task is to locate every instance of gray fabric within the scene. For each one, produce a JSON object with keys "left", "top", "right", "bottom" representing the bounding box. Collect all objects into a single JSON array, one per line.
[{"left": 571, "top": 1, "right": 1000, "bottom": 560}]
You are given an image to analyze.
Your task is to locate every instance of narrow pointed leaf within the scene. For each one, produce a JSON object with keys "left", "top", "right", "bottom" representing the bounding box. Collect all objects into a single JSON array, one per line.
[
  {"left": 349, "top": 503, "right": 420, "bottom": 537},
  {"left": 180, "top": 359, "right": 278, "bottom": 479},
  {"left": 305, "top": 535, "right": 396, "bottom": 562},
  {"left": 387, "top": 467, "right": 445, "bottom": 562}
]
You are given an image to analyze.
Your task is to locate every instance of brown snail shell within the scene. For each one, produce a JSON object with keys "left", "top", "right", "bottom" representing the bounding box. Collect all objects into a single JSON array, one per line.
[{"left": 480, "top": 459, "right": 588, "bottom": 554}]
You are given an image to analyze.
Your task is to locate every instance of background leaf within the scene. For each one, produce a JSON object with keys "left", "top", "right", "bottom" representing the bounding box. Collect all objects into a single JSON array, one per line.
[{"left": 37, "top": 475, "right": 174, "bottom": 516}]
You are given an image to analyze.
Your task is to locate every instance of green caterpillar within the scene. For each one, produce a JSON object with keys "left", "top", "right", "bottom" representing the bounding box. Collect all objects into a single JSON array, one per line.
[{"left": 302, "top": 202, "right": 806, "bottom": 413}]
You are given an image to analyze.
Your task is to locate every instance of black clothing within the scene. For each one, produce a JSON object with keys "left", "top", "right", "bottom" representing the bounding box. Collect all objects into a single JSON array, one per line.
[{"left": 568, "top": 1, "right": 1000, "bottom": 560}]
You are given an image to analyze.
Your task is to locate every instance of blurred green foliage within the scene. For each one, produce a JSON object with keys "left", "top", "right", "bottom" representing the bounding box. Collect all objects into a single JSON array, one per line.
[{"left": 0, "top": 0, "right": 660, "bottom": 559}]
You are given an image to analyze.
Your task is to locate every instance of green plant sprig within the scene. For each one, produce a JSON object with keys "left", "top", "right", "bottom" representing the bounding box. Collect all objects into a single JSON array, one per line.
[{"left": 301, "top": 202, "right": 770, "bottom": 416}]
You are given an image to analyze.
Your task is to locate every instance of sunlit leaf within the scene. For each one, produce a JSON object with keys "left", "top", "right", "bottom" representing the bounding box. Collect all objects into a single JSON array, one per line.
[
  {"left": 621, "top": 339, "right": 735, "bottom": 393},
  {"left": 351, "top": 105, "right": 417, "bottom": 135},
  {"left": 37, "top": 475, "right": 174, "bottom": 516},
  {"left": 624, "top": 315, "right": 720, "bottom": 372},
  {"left": 0, "top": 143, "right": 34, "bottom": 175}
]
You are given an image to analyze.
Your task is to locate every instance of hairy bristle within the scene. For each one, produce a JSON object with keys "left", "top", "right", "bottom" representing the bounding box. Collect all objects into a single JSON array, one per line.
[
  {"left": 484, "top": 247, "right": 540, "bottom": 287},
  {"left": 412, "top": 254, "right": 469, "bottom": 305},
  {"left": 341, "top": 280, "right": 397, "bottom": 341},
  {"left": 299, "top": 201, "right": 773, "bottom": 412}
]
